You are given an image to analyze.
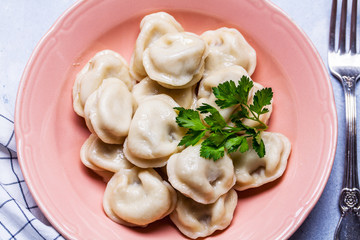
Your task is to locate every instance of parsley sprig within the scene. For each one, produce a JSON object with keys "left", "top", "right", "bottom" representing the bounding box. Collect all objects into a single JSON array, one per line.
[{"left": 174, "top": 76, "right": 273, "bottom": 161}]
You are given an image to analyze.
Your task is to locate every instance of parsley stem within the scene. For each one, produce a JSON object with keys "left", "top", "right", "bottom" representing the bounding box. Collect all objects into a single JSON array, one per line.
[{"left": 241, "top": 103, "right": 268, "bottom": 130}]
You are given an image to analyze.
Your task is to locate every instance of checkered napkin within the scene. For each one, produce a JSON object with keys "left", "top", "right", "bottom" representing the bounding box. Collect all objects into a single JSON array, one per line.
[{"left": 0, "top": 103, "right": 64, "bottom": 240}]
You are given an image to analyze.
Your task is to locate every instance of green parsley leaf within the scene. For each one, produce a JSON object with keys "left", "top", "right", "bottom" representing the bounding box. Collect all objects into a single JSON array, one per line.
[
  {"left": 254, "top": 132, "right": 262, "bottom": 144},
  {"left": 200, "top": 138, "right": 225, "bottom": 161},
  {"left": 212, "top": 80, "right": 239, "bottom": 108},
  {"left": 213, "top": 76, "right": 253, "bottom": 109},
  {"left": 197, "top": 103, "right": 226, "bottom": 131},
  {"left": 232, "top": 120, "right": 256, "bottom": 135},
  {"left": 224, "top": 135, "right": 248, "bottom": 153},
  {"left": 250, "top": 88, "right": 273, "bottom": 114},
  {"left": 174, "top": 107, "right": 206, "bottom": 131},
  {"left": 179, "top": 129, "right": 206, "bottom": 147},
  {"left": 230, "top": 108, "right": 249, "bottom": 122},
  {"left": 206, "top": 131, "right": 232, "bottom": 147},
  {"left": 174, "top": 77, "right": 273, "bottom": 161},
  {"left": 252, "top": 136, "right": 266, "bottom": 158}
]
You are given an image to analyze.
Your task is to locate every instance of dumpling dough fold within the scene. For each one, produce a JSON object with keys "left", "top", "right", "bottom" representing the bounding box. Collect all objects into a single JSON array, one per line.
[
  {"left": 103, "top": 166, "right": 177, "bottom": 226},
  {"left": 167, "top": 144, "right": 235, "bottom": 204},
  {"left": 132, "top": 77, "right": 196, "bottom": 109},
  {"left": 130, "top": 12, "right": 184, "bottom": 80},
  {"left": 201, "top": 27, "right": 256, "bottom": 75},
  {"left": 80, "top": 134, "right": 133, "bottom": 174},
  {"left": 84, "top": 78, "right": 134, "bottom": 144},
  {"left": 73, "top": 50, "right": 133, "bottom": 117},
  {"left": 170, "top": 189, "right": 238, "bottom": 239},
  {"left": 143, "top": 32, "right": 208, "bottom": 89},
  {"left": 230, "top": 132, "right": 291, "bottom": 191},
  {"left": 124, "top": 94, "right": 185, "bottom": 168}
]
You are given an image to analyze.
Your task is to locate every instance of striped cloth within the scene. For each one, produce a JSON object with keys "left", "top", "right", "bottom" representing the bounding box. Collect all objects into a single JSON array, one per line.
[{"left": 0, "top": 104, "right": 63, "bottom": 240}]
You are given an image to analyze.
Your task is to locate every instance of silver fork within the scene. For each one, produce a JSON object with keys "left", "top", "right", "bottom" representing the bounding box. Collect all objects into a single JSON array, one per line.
[{"left": 328, "top": 0, "right": 360, "bottom": 239}]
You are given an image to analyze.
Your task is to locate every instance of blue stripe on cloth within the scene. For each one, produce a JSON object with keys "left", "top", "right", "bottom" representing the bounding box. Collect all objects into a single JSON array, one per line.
[
  {"left": 4, "top": 131, "right": 14, "bottom": 149},
  {"left": 0, "top": 145, "right": 65, "bottom": 240},
  {"left": 0, "top": 221, "right": 14, "bottom": 239},
  {"left": 0, "top": 114, "right": 14, "bottom": 124},
  {"left": 0, "top": 112, "right": 16, "bottom": 152}
]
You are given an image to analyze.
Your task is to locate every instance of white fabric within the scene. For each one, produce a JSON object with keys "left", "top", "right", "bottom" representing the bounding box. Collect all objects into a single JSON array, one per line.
[{"left": 0, "top": 104, "right": 64, "bottom": 239}]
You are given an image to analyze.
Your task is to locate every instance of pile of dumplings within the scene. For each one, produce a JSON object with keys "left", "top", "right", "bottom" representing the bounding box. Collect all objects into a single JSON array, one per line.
[{"left": 72, "top": 12, "right": 291, "bottom": 239}]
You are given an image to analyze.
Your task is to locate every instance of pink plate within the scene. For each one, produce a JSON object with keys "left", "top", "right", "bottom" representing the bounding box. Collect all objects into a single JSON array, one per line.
[{"left": 15, "top": 0, "right": 337, "bottom": 239}]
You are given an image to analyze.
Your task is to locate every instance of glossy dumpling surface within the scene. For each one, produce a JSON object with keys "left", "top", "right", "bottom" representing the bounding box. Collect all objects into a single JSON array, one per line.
[
  {"left": 132, "top": 77, "right": 196, "bottom": 109},
  {"left": 84, "top": 78, "right": 133, "bottom": 144},
  {"left": 80, "top": 134, "right": 133, "bottom": 174},
  {"left": 230, "top": 132, "right": 291, "bottom": 191},
  {"left": 201, "top": 27, "right": 256, "bottom": 75},
  {"left": 73, "top": 50, "right": 133, "bottom": 117},
  {"left": 130, "top": 12, "right": 184, "bottom": 80},
  {"left": 170, "top": 189, "right": 238, "bottom": 239},
  {"left": 123, "top": 95, "right": 184, "bottom": 168},
  {"left": 167, "top": 144, "right": 235, "bottom": 204},
  {"left": 143, "top": 32, "right": 208, "bottom": 89},
  {"left": 79, "top": 136, "right": 114, "bottom": 183},
  {"left": 103, "top": 167, "right": 177, "bottom": 226}
]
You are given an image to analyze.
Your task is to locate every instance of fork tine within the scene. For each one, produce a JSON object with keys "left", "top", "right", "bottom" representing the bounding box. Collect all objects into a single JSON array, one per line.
[
  {"left": 350, "top": 0, "right": 358, "bottom": 53},
  {"left": 339, "top": 0, "right": 348, "bottom": 53},
  {"left": 329, "top": 0, "right": 338, "bottom": 51}
]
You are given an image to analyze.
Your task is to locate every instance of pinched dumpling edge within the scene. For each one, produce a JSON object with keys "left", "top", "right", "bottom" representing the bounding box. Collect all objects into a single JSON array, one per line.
[
  {"left": 201, "top": 27, "right": 257, "bottom": 76},
  {"left": 143, "top": 32, "right": 208, "bottom": 89},
  {"left": 103, "top": 167, "right": 177, "bottom": 227},
  {"left": 80, "top": 133, "right": 133, "bottom": 173},
  {"left": 124, "top": 94, "right": 185, "bottom": 168},
  {"left": 131, "top": 77, "right": 197, "bottom": 109},
  {"left": 231, "top": 132, "right": 291, "bottom": 191},
  {"left": 167, "top": 144, "right": 236, "bottom": 204},
  {"left": 73, "top": 49, "right": 134, "bottom": 117},
  {"left": 170, "top": 189, "right": 238, "bottom": 239},
  {"left": 129, "top": 12, "right": 184, "bottom": 80},
  {"left": 83, "top": 78, "right": 134, "bottom": 144}
]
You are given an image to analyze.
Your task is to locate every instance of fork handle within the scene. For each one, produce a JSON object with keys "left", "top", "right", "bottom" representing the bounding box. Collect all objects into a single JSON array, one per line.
[
  {"left": 334, "top": 76, "right": 360, "bottom": 240},
  {"left": 341, "top": 76, "right": 359, "bottom": 190}
]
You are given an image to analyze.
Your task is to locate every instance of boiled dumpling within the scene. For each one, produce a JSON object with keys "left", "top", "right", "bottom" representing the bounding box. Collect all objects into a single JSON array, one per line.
[
  {"left": 130, "top": 12, "right": 184, "bottom": 80},
  {"left": 167, "top": 144, "right": 235, "bottom": 204},
  {"left": 170, "top": 189, "right": 238, "bottom": 239},
  {"left": 201, "top": 27, "right": 256, "bottom": 75},
  {"left": 123, "top": 95, "right": 185, "bottom": 168},
  {"left": 103, "top": 166, "right": 177, "bottom": 226},
  {"left": 132, "top": 77, "right": 196, "bottom": 109},
  {"left": 84, "top": 78, "right": 134, "bottom": 144},
  {"left": 80, "top": 134, "right": 133, "bottom": 174},
  {"left": 230, "top": 132, "right": 291, "bottom": 191},
  {"left": 143, "top": 32, "right": 208, "bottom": 89},
  {"left": 73, "top": 50, "right": 134, "bottom": 117},
  {"left": 79, "top": 137, "right": 114, "bottom": 182},
  {"left": 196, "top": 65, "right": 250, "bottom": 122}
]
